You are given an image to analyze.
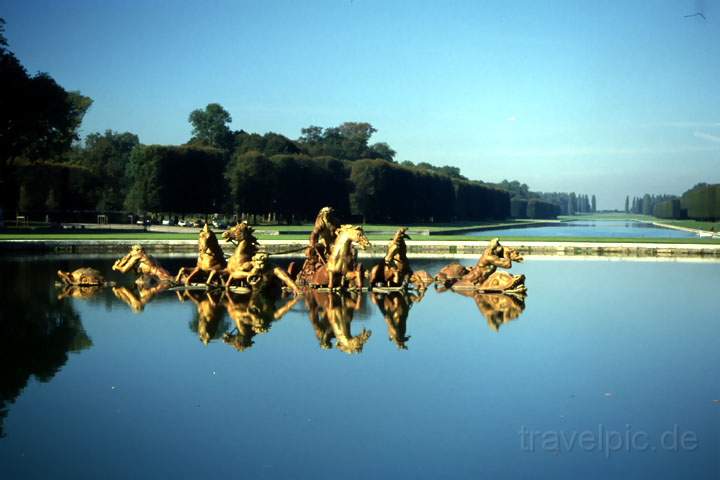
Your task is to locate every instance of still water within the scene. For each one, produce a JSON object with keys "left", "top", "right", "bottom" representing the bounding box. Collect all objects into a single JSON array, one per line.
[
  {"left": 466, "top": 220, "right": 697, "bottom": 239},
  {"left": 0, "top": 256, "right": 718, "bottom": 479}
]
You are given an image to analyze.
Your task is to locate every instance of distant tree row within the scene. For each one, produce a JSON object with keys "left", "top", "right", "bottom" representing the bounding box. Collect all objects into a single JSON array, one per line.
[
  {"left": 626, "top": 193, "right": 677, "bottom": 216},
  {"left": 505, "top": 189, "right": 597, "bottom": 219},
  {"left": 636, "top": 184, "right": 720, "bottom": 221},
  {"left": 128, "top": 148, "right": 509, "bottom": 223}
]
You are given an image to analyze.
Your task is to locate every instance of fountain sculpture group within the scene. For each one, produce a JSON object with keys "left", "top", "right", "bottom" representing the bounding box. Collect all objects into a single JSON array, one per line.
[{"left": 56, "top": 206, "right": 528, "bottom": 351}]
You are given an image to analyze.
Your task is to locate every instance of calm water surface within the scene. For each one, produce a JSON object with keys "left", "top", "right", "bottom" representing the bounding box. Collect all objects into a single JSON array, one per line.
[
  {"left": 466, "top": 220, "right": 697, "bottom": 238},
  {"left": 0, "top": 256, "right": 718, "bottom": 479}
]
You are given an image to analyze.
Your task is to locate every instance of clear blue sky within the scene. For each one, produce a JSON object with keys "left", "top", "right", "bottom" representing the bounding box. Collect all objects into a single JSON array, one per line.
[{"left": 3, "top": 0, "right": 719, "bottom": 209}]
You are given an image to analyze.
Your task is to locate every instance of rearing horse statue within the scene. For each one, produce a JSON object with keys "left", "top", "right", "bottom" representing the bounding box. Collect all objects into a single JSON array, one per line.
[
  {"left": 326, "top": 224, "right": 370, "bottom": 290},
  {"left": 222, "top": 221, "right": 260, "bottom": 272},
  {"left": 176, "top": 224, "right": 227, "bottom": 286}
]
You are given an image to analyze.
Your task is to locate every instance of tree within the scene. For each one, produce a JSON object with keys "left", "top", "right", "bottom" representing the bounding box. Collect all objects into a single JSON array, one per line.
[
  {"left": 78, "top": 130, "right": 140, "bottom": 210},
  {"left": 625, "top": 196, "right": 629, "bottom": 213},
  {"left": 188, "top": 103, "right": 233, "bottom": 150},
  {"left": 0, "top": 18, "right": 92, "bottom": 211},
  {"left": 369, "top": 142, "right": 396, "bottom": 162},
  {"left": 225, "top": 151, "right": 275, "bottom": 222},
  {"left": 124, "top": 145, "right": 226, "bottom": 214},
  {"left": 591, "top": 194, "right": 597, "bottom": 213}
]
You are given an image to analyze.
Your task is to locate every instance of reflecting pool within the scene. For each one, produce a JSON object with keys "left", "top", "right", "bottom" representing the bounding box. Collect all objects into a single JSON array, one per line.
[
  {"left": 0, "top": 256, "right": 718, "bottom": 479},
  {"left": 465, "top": 220, "right": 697, "bottom": 238}
]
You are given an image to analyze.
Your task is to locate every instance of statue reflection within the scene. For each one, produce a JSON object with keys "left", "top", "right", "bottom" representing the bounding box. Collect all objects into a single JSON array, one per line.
[
  {"left": 178, "top": 290, "right": 227, "bottom": 345},
  {"left": 223, "top": 291, "right": 301, "bottom": 351},
  {"left": 304, "top": 290, "right": 371, "bottom": 353},
  {"left": 57, "top": 284, "right": 104, "bottom": 301},
  {"left": 372, "top": 292, "right": 412, "bottom": 349},
  {"left": 453, "top": 290, "right": 527, "bottom": 332},
  {"left": 112, "top": 277, "right": 172, "bottom": 313}
]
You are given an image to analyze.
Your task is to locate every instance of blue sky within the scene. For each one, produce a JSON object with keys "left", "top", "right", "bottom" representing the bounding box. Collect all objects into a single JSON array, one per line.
[{"left": 3, "top": 0, "right": 719, "bottom": 208}]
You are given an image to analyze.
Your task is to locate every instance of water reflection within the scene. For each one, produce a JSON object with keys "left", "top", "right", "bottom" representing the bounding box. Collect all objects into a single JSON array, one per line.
[
  {"left": 223, "top": 291, "right": 300, "bottom": 351},
  {"left": 372, "top": 292, "right": 415, "bottom": 349},
  {"left": 180, "top": 290, "right": 231, "bottom": 345},
  {"left": 0, "top": 261, "right": 93, "bottom": 438},
  {"left": 68, "top": 278, "right": 528, "bottom": 349},
  {"left": 305, "top": 291, "right": 372, "bottom": 353},
  {"left": 452, "top": 290, "right": 527, "bottom": 332},
  {"left": 0, "top": 257, "right": 530, "bottom": 440}
]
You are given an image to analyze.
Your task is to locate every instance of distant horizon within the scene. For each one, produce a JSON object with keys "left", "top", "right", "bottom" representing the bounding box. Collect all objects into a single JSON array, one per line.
[{"left": 3, "top": 0, "right": 719, "bottom": 209}]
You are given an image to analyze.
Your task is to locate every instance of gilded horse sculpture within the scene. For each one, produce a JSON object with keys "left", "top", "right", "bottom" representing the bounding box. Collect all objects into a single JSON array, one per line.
[
  {"left": 369, "top": 227, "right": 433, "bottom": 290},
  {"left": 222, "top": 222, "right": 300, "bottom": 294},
  {"left": 175, "top": 224, "right": 227, "bottom": 286},
  {"left": 290, "top": 206, "right": 340, "bottom": 283},
  {"left": 326, "top": 224, "right": 370, "bottom": 290}
]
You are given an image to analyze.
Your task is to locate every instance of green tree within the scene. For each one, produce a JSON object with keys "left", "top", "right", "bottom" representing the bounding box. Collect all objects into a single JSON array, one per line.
[
  {"left": 369, "top": 142, "right": 396, "bottom": 162},
  {"left": 125, "top": 145, "right": 226, "bottom": 214},
  {"left": 225, "top": 151, "right": 275, "bottom": 222},
  {"left": 1, "top": 18, "right": 92, "bottom": 210},
  {"left": 625, "top": 196, "right": 629, "bottom": 213},
  {"left": 188, "top": 103, "right": 233, "bottom": 150},
  {"left": 591, "top": 194, "right": 597, "bottom": 212},
  {"left": 78, "top": 130, "right": 140, "bottom": 210}
]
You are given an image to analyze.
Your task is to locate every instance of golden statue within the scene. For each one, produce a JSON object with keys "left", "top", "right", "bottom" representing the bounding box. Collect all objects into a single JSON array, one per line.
[
  {"left": 224, "top": 252, "right": 301, "bottom": 295},
  {"left": 57, "top": 267, "right": 105, "bottom": 286},
  {"left": 222, "top": 221, "right": 260, "bottom": 268},
  {"left": 436, "top": 238, "right": 526, "bottom": 294},
  {"left": 175, "top": 224, "right": 227, "bottom": 286},
  {"left": 309, "top": 206, "right": 340, "bottom": 260},
  {"left": 112, "top": 244, "right": 175, "bottom": 284},
  {"left": 369, "top": 227, "right": 433, "bottom": 290},
  {"left": 289, "top": 206, "right": 340, "bottom": 284},
  {"left": 325, "top": 225, "right": 370, "bottom": 290}
]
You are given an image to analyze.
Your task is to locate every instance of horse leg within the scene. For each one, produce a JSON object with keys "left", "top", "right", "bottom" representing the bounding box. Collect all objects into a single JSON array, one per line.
[
  {"left": 356, "top": 264, "right": 365, "bottom": 289},
  {"left": 185, "top": 267, "right": 200, "bottom": 286},
  {"left": 225, "top": 271, "right": 239, "bottom": 291},
  {"left": 175, "top": 267, "right": 187, "bottom": 284}
]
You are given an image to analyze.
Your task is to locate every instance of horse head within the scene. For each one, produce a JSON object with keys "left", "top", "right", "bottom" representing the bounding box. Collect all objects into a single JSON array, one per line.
[
  {"left": 336, "top": 224, "right": 371, "bottom": 250},
  {"left": 222, "top": 221, "right": 255, "bottom": 243}
]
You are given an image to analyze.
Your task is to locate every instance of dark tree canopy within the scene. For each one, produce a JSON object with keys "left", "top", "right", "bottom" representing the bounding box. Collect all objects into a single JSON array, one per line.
[{"left": 1, "top": 17, "right": 92, "bottom": 211}]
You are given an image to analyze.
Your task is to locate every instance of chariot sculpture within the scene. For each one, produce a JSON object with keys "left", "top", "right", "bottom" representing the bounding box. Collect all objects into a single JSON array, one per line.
[{"left": 435, "top": 238, "right": 526, "bottom": 294}]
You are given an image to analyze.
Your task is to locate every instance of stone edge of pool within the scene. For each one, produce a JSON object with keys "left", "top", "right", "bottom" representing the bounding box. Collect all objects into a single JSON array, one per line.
[{"left": 2, "top": 238, "right": 719, "bottom": 258}]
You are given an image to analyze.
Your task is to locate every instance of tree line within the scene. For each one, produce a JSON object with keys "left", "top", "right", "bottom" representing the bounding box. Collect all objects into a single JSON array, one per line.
[
  {"left": 2, "top": 18, "right": 590, "bottom": 224},
  {"left": 500, "top": 180, "right": 597, "bottom": 218},
  {"left": 626, "top": 184, "right": 720, "bottom": 221}
]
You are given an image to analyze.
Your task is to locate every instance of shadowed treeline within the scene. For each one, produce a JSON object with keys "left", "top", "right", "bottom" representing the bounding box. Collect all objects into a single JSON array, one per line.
[{"left": 0, "top": 260, "right": 92, "bottom": 438}]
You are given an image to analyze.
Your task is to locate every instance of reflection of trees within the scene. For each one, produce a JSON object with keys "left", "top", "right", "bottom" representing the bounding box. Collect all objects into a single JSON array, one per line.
[{"left": 0, "top": 260, "right": 92, "bottom": 438}]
